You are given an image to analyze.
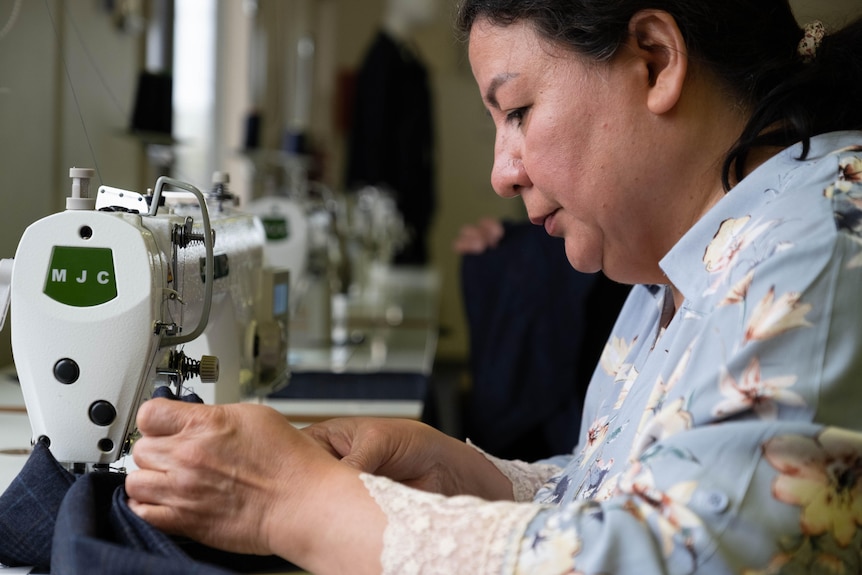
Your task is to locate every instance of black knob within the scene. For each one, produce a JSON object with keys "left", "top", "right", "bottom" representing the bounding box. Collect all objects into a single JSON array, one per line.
[
  {"left": 53, "top": 358, "right": 80, "bottom": 384},
  {"left": 89, "top": 401, "right": 116, "bottom": 426}
]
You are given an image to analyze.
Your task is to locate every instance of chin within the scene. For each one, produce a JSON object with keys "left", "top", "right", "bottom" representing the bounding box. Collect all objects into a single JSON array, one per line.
[
  {"left": 561, "top": 232, "right": 605, "bottom": 273},
  {"left": 564, "top": 249, "right": 602, "bottom": 275}
]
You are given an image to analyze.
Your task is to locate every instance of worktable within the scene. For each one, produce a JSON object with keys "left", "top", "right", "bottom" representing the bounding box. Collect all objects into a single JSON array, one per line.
[{"left": 262, "top": 265, "right": 440, "bottom": 424}]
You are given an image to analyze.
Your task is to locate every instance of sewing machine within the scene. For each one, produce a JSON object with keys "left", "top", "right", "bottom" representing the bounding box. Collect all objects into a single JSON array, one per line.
[
  {"left": 246, "top": 182, "right": 342, "bottom": 347},
  {"left": 0, "top": 169, "right": 290, "bottom": 468}
]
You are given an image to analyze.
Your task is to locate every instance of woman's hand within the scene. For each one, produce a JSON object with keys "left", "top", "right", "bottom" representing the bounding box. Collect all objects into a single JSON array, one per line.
[
  {"left": 126, "top": 399, "right": 377, "bottom": 565},
  {"left": 303, "top": 417, "right": 514, "bottom": 500},
  {"left": 452, "top": 217, "right": 505, "bottom": 254}
]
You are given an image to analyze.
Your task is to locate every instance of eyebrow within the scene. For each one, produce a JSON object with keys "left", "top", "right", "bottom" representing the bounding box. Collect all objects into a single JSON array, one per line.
[{"left": 484, "top": 73, "right": 518, "bottom": 109}]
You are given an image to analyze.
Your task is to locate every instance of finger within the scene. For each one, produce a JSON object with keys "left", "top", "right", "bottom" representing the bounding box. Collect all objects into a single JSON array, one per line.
[
  {"left": 131, "top": 435, "right": 176, "bottom": 472},
  {"left": 452, "top": 229, "right": 485, "bottom": 254},
  {"left": 136, "top": 397, "right": 202, "bottom": 436},
  {"left": 338, "top": 438, "right": 391, "bottom": 473},
  {"left": 339, "top": 450, "right": 377, "bottom": 472},
  {"left": 451, "top": 232, "right": 472, "bottom": 253},
  {"left": 478, "top": 218, "right": 504, "bottom": 246},
  {"left": 302, "top": 422, "right": 376, "bottom": 471},
  {"left": 127, "top": 498, "right": 183, "bottom": 534},
  {"left": 126, "top": 467, "right": 208, "bottom": 522},
  {"left": 301, "top": 426, "right": 343, "bottom": 458},
  {"left": 125, "top": 467, "right": 172, "bottom": 509},
  {"left": 303, "top": 420, "right": 360, "bottom": 458}
]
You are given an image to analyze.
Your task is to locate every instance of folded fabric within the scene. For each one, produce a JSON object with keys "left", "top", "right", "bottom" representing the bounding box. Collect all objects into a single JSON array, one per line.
[
  {"left": 0, "top": 440, "right": 75, "bottom": 569},
  {"left": 52, "top": 471, "right": 240, "bottom": 575}
]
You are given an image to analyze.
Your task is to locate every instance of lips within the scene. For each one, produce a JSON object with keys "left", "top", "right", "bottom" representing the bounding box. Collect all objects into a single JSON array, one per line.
[{"left": 531, "top": 208, "right": 560, "bottom": 236}]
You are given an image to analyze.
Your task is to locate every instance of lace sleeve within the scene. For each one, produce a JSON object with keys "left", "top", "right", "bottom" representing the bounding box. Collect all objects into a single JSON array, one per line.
[
  {"left": 360, "top": 473, "right": 544, "bottom": 575},
  {"left": 467, "top": 440, "right": 563, "bottom": 502}
]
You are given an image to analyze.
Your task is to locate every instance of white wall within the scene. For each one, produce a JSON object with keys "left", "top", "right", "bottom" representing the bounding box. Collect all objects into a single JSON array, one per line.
[
  {"left": 0, "top": 2, "right": 144, "bottom": 367},
  {"left": 793, "top": 0, "right": 862, "bottom": 27},
  {"left": 0, "top": 0, "right": 61, "bottom": 370}
]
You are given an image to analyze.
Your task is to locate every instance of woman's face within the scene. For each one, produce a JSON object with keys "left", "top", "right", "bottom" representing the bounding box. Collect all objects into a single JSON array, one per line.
[{"left": 468, "top": 18, "right": 678, "bottom": 283}]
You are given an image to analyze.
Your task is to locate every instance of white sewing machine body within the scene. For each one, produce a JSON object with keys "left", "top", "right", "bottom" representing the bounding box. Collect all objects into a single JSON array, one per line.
[
  {"left": 1, "top": 171, "right": 289, "bottom": 467},
  {"left": 11, "top": 207, "right": 171, "bottom": 466}
]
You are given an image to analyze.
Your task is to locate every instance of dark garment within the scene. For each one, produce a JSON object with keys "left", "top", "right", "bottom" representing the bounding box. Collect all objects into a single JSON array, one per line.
[
  {"left": 0, "top": 441, "right": 75, "bottom": 570},
  {"left": 269, "top": 371, "right": 427, "bottom": 401},
  {"left": 346, "top": 30, "right": 435, "bottom": 265},
  {"left": 460, "top": 222, "right": 631, "bottom": 462},
  {"left": 52, "top": 471, "right": 240, "bottom": 575},
  {"left": 0, "top": 389, "right": 298, "bottom": 574}
]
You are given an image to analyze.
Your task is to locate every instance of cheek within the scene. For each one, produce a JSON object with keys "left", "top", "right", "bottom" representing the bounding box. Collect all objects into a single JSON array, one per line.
[
  {"left": 523, "top": 137, "right": 574, "bottom": 191},
  {"left": 523, "top": 113, "right": 589, "bottom": 190}
]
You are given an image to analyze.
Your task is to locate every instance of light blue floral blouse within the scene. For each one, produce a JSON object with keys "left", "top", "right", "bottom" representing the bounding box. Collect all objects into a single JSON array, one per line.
[{"left": 514, "top": 131, "right": 862, "bottom": 574}]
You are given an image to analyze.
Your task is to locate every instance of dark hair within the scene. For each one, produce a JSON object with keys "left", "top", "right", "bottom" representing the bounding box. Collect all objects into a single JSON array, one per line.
[{"left": 456, "top": 0, "right": 862, "bottom": 190}]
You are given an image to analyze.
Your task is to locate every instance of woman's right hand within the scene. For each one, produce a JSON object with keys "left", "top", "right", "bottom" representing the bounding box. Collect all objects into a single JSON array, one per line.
[{"left": 302, "top": 417, "right": 514, "bottom": 500}]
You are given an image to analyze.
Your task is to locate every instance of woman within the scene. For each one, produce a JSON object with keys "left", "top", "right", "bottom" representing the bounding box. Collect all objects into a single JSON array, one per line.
[{"left": 127, "top": 1, "right": 862, "bottom": 573}]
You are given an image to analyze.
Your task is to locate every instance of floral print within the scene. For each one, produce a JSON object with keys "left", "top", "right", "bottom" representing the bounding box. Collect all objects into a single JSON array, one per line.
[
  {"left": 599, "top": 336, "right": 637, "bottom": 381},
  {"left": 702, "top": 216, "right": 752, "bottom": 274},
  {"left": 578, "top": 416, "right": 611, "bottom": 468},
  {"left": 764, "top": 428, "right": 862, "bottom": 547},
  {"left": 702, "top": 216, "right": 777, "bottom": 294},
  {"left": 516, "top": 519, "right": 582, "bottom": 575},
  {"left": 617, "top": 463, "right": 703, "bottom": 560},
  {"left": 717, "top": 269, "right": 754, "bottom": 307},
  {"left": 743, "top": 286, "right": 813, "bottom": 342},
  {"left": 824, "top": 146, "right": 862, "bottom": 237},
  {"left": 713, "top": 357, "right": 805, "bottom": 420}
]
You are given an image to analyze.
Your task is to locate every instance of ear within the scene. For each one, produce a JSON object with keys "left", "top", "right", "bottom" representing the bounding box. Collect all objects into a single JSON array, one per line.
[{"left": 624, "top": 10, "right": 687, "bottom": 115}]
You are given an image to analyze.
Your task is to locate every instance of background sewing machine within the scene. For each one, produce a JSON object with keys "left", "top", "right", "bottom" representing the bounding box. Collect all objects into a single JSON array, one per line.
[
  {"left": 245, "top": 170, "right": 409, "bottom": 350},
  {"left": 0, "top": 168, "right": 290, "bottom": 469}
]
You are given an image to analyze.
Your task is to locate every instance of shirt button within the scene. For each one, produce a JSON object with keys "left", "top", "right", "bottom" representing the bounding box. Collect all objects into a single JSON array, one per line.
[{"left": 696, "top": 490, "right": 730, "bottom": 513}]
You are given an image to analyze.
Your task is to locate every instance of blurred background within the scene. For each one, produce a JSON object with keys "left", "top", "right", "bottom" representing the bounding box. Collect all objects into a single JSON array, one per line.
[{"left": 0, "top": 0, "right": 859, "bottom": 379}]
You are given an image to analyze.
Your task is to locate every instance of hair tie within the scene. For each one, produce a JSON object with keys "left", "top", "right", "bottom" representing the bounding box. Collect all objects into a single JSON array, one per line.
[{"left": 797, "top": 20, "right": 825, "bottom": 63}]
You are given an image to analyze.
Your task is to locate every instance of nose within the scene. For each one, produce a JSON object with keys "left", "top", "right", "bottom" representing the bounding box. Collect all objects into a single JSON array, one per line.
[{"left": 491, "top": 134, "right": 531, "bottom": 198}]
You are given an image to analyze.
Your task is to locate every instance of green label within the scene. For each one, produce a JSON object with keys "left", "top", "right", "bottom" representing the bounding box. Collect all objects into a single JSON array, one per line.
[
  {"left": 44, "top": 246, "right": 117, "bottom": 307},
  {"left": 262, "top": 216, "right": 289, "bottom": 241}
]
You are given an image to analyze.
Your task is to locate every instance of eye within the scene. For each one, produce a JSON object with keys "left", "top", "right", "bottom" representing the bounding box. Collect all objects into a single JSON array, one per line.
[{"left": 506, "top": 107, "right": 528, "bottom": 126}]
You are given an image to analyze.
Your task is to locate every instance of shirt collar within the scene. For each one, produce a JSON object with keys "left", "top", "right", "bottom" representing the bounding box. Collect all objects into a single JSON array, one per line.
[{"left": 658, "top": 132, "right": 861, "bottom": 304}]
